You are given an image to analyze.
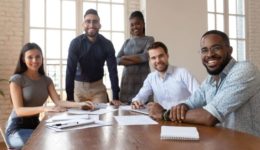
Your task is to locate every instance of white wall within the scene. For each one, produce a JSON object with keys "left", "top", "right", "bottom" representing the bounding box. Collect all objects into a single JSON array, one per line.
[
  {"left": 247, "top": 0, "right": 260, "bottom": 69},
  {"left": 145, "top": 0, "right": 208, "bottom": 82}
]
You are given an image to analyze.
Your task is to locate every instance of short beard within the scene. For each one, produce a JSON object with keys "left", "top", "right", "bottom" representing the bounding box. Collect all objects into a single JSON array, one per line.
[
  {"left": 156, "top": 64, "right": 168, "bottom": 73},
  {"left": 86, "top": 32, "right": 98, "bottom": 38},
  {"left": 205, "top": 56, "right": 231, "bottom": 75}
]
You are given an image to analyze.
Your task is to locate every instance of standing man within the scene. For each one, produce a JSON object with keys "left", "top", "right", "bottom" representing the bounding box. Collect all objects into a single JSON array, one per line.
[
  {"left": 131, "top": 41, "right": 199, "bottom": 110},
  {"left": 150, "top": 30, "right": 260, "bottom": 137},
  {"left": 66, "top": 9, "right": 120, "bottom": 105}
]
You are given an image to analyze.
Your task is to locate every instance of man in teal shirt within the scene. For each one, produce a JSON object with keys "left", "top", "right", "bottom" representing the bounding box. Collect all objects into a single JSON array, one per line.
[{"left": 150, "top": 30, "right": 260, "bottom": 137}]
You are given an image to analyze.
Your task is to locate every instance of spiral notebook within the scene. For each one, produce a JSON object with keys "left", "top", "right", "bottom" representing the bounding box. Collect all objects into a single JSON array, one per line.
[{"left": 160, "top": 126, "right": 199, "bottom": 140}]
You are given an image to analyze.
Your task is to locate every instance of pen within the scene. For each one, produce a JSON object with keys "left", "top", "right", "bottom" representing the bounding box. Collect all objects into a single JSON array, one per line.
[{"left": 53, "top": 122, "right": 79, "bottom": 127}]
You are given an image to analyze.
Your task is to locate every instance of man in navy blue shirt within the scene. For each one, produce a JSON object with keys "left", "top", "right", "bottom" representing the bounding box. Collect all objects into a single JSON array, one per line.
[{"left": 66, "top": 9, "right": 120, "bottom": 105}]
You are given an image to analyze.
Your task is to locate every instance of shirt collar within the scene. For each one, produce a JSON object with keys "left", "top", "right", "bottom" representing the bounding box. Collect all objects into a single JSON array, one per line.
[
  {"left": 155, "top": 65, "right": 174, "bottom": 80},
  {"left": 82, "top": 34, "right": 100, "bottom": 43}
]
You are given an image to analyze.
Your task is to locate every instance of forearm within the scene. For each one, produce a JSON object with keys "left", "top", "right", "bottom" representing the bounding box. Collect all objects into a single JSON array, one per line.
[
  {"left": 183, "top": 108, "right": 219, "bottom": 126},
  {"left": 119, "top": 55, "right": 142, "bottom": 65},
  {"left": 14, "top": 106, "right": 45, "bottom": 117},
  {"left": 65, "top": 75, "right": 75, "bottom": 101},
  {"left": 118, "top": 59, "right": 135, "bottom": 65},
  {"left": 109, "top": 68, "right": 119, "bottom": 100},
  {"left": 56, "top": 100, "right": 83, "bottom": 108}
]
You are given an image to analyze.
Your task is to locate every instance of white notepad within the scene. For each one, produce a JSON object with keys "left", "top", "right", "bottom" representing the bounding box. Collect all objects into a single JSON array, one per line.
[{"left": 160, "top": 126, "right": 199, "bottom": 140}]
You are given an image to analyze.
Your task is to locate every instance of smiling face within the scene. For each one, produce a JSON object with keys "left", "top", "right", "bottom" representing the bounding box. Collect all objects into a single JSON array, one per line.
[
  {"left": 83, "top": 14, "right": 101, "bottom": 38},
  {"left": 200, "top": 34, "right": 233, "bottom": 75},
  {"left": 148, "top": 47, "right": 169, "bottom": 73},
  {"left": 23, "top": 49, "right": 43, "bottom": 72},
  {"left": 130, "top": 17, "right": 145, "bottom": 37}
]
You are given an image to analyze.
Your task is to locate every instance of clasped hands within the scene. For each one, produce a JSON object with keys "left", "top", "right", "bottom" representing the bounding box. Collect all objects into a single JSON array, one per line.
[{"left": 132, "top": 101, "right": 189, "bottom": 122}]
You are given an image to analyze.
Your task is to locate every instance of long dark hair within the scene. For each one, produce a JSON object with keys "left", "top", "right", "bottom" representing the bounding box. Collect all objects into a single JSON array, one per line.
[{"left": 14, "top": 43, "right": 45, "bottom": 75}]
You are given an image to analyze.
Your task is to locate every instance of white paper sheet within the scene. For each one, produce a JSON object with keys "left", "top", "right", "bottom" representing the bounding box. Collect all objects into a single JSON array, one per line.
[
  {"left": 114, "top": 115, "right": 158, "bottom": 125},
  {"left": 119, "top": 105, "right": 149, "bottom": 115},
  {"left": 46, "top": 118, "right": 95, "bottom": 129},
  {"left": 46, "top": 120, "right": 112, "bottom": 132},
  {"left": 45, "top": 113, "right": 89, "bottom": 123},
  {"left": 68, "top": 108, "right": 117, "bottom": 115}
]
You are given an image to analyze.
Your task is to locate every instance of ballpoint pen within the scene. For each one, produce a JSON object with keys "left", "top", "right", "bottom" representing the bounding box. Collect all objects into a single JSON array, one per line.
[{"left": 53, "top": 121, "right": 79, "bottom": 128}]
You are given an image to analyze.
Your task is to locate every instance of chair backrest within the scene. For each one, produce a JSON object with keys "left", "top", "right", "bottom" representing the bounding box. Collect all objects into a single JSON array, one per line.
[
  {"left": 0, "top": 122, "right": 9, "bottom": 149},
  {"left": 0, "top": 123, "right": 19, "bottom": 150}
]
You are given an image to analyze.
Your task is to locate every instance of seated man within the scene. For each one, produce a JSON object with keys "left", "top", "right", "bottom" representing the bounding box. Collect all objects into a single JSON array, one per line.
[
  {"left": 150, "top": 30, "right": 260, "bottom": 137},
  {"left": 131, "top": 41, "right": 199, "bottom": 110}
]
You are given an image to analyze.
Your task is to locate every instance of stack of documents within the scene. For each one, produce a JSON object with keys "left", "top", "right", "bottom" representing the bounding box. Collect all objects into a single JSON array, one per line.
[
  {"left": 46, "top": 118, "right": 95, "bottom": 129},
  {"left": 45, "top": 113, "right": 112, "bottom": 132}
]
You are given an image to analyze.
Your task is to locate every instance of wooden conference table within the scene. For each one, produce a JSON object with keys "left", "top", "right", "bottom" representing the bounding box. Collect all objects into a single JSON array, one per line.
[{"left": 22, "top": 107, "right": 260, "bottom": 150}]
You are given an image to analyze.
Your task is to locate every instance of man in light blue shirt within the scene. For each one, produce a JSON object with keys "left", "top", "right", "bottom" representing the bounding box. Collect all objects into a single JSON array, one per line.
[
  {"left": 131, "top": 41, "right": 199, "bottom": 110},
  {"left": 150, "top": 30, "right": 260, "bottom": 137}
]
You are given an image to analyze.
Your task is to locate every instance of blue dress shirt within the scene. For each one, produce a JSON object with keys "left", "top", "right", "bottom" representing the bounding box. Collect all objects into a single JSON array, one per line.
[{"left": 185, "top": 58, "right": 260, "bottom": 137}]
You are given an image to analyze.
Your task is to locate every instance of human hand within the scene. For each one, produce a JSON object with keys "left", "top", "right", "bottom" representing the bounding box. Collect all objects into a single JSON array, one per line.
[
  {"left": 147, "top": 102, "right": 164, "bottom": 120},
  {"left": 110, "top": 100, "right": 121, "bottom": 107},
  {"left": 80, "top": 101, "right": 95, "bottom": 110},
  {"left": 131, "top": 101, "right": 144, "bottom": 109},
  {"left": 169, "top": 103, "right": 189, "bottom": 123}
]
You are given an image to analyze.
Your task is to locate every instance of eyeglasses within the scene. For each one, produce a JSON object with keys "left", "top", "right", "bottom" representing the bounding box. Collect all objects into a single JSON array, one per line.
[
  {"left": 200, "top": 44, "right": 227, "bottom": 55},
  {"left": 84, "top": 19, "right": 99, "bottom": 25}
]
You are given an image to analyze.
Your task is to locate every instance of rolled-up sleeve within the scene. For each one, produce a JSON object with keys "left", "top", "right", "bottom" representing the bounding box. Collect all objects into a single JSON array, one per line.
[{"left": 204, "top": 63, "right": 259, "bottom": 122}]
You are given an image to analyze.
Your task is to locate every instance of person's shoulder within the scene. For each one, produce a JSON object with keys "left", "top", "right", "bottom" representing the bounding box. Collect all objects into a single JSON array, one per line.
[
  {"left": 147, "top": 70, "right": 158, "bottom": 79},
  {"left": 42, "top": 75, "right": 53, "bottom": 81},
  {"left": 98, "top": 34, "right": 114, "bottom": 50},
  {"left": 145, "top": 35, "right": 155, "bottom": 40},
  {"left": 42, "top": 75, "right": 53, "bottom": 85},
  {"left": 170, "top": 66, "right": 190, "bottom": 74},
  {"left": 42, "top": 75, "right": 52, "bottom": 80},
  {"left": 10, "top": 74, "right": 23, "bottom": 81},
  {"left": 72, "top": 34, "right": 84, "bottom": 41},
  {"left": 98, "top": 34, "right": 114, "bottom": 46},
  {"left": 233, "top": 61, "right": 258, "bottom": 72},
  {"left": 141, "top": 36, "right": 154, "bottom": 43},
  {"left": 70, "top": 34, "right": 84, "bottom": 43},
  {"left": 124, "top": 38, "right": 131, "bottom": 43},
  {"left": 9, "top": 74, "right": 24, "bottom": 84},
  {"left": 228, "top": 61, "right": 260, "bottom": 80},
  {"left": 98, "top": 34, "right": 111, "bottom": 43},
  {"left": 169, "top": 66, "right": 197, "bottom": 80}
]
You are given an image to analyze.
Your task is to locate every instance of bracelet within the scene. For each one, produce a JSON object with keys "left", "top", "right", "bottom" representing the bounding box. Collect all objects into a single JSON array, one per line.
[
  {"left": 161, "top": 109, "right": 167, "bottom": 120},
  {"left": 163, "top": 109, "right": 171, "bottom": 121}
]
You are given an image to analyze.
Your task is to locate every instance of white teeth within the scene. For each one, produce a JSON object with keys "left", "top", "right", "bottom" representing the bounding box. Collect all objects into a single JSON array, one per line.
[{"left": 208, "top": 60, "right": 217, "bottom": 66}]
